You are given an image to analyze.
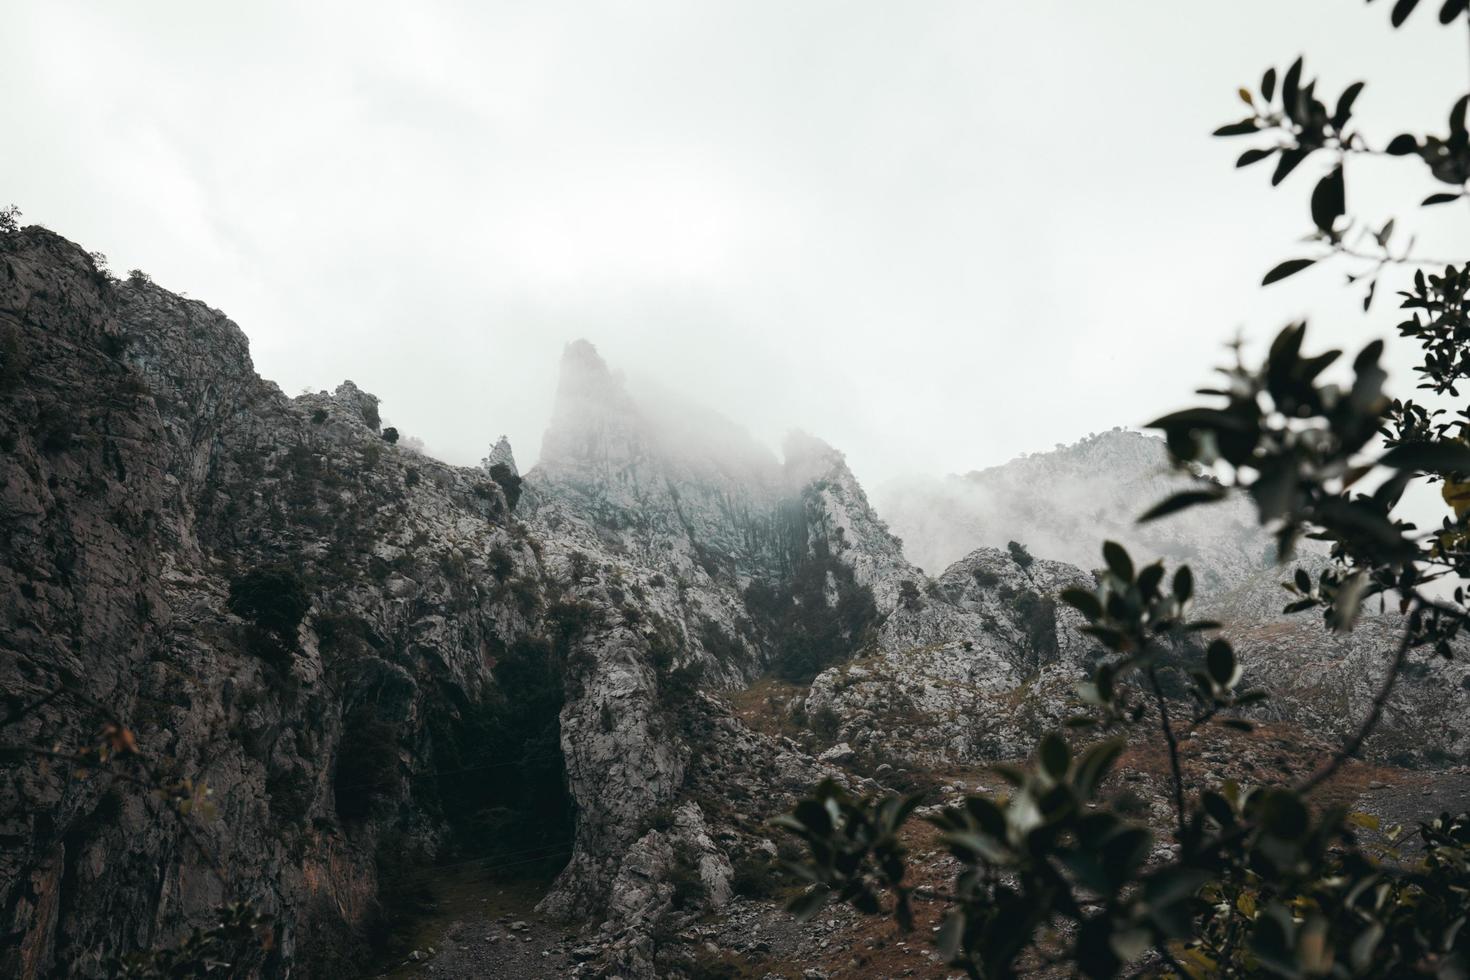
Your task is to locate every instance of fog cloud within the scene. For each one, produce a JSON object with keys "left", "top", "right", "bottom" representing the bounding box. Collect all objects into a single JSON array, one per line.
[{"left": 3, "top": 1, "right": 1468, "bottom": 491}]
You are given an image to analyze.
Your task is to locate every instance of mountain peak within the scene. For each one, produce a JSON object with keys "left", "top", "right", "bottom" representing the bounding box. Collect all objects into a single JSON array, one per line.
[
  {"left": 482, "top": 434, "right": 518, "bottom": 476},
  {"left": 537, "top": 339, "right": 640, "bottom": 472}
]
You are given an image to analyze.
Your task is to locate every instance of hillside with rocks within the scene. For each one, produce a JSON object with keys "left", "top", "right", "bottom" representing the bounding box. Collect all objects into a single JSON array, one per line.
[
  {"left": 1, "top": 224, "right": 1467, "bottom": 979},
  {"left": 878, "top": 429, "right": 1284, "bottom": 591}
]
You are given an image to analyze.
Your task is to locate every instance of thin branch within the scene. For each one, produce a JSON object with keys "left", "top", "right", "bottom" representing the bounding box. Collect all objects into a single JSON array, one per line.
[
  {"left": 1296, "top": 610, "right": 1416, "bottom": 794},
  {"left": 1147, "top": 665, "right": 1188, "bottom": 839},
  {"left": 1333, "top": 244, "right": 1462, "bottom": 269}
]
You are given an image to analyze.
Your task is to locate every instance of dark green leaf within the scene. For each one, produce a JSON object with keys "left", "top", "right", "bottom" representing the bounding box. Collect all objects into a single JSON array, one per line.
[
  {"left": 1039, "top": 732, "right": 1071, "bottom": 779},
  {"left": 1260, "top": 788, "right": 1310, "bottom": 840},
  {"left": 1333, "top": 81, "right": 1365, "bottom": 128},
  {"left": 1139, "top": 488, "right": 1227, "bottom": 522},
  {"left": 793, "top": 799, "right": 832, "bottom": 836},
  {"left": 1385, "top": 133, "right": 1418, "bottom": 155},
  {"left": 1206, "top": 639, "right": 1238, "bottom": 687},
  {"left": 963, "top": 795, "right": 1007, "bottom": 837},
  {"left": 1102, "top": 541, "right": 1134, "bottom": 582},
  {"left": 1261, "top": 67, "right": 1277, "bottom": 102},
  {"left": 1137, "top": 563, "right": 1165, "bottom": 598},
  {"left": 1202, "top": 791, "right": 1235, "bottom": 826},
  {"left": 1144, "top": 867, "right": 1212, "bottom": 910},
  {"left": 1442, "top": 0, "right": 1469, "bottom": 21},
  {"left": 1236, "top": 147, "right": 1275, "bottom": 168},
  {"left": 1262, "top": 258, "right": 1316, "bottom": 285},
  {"left": 1074, "top": 737, "right": 1124, "bottom": 798},
  {"left": 1213, "top": 120, "right": 1259, "bottom": 137},
  {"left": 1392, "top": 0, "right": 1423, "bottom": 26},
  {"left": 1282, "top": 57, "right": 1303, "bottom": 109},
  {"left": 1173, "top": 566, "right": 1194, "bottom": 603},
  {"left": 1423, "top": 192, "right": 1462, "bottom": 206},
  {"left": 1060, "top": 587, "right": 1103, "bottom": 620},
  {"left": 1380, "top": 439, "right": 1470, "bottom": 474},
  {"left": 1310, "top": 166, "right": 1345, "bottom": 233},
  {"left": 1270, "top": 147, "right": 1309, "bottom": 185},
  {"left": 991, "top": 764, "right": 1027, "bottom": 787}
]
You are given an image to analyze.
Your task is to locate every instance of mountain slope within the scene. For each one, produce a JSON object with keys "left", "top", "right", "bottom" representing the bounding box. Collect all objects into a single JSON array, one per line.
[{"left": 879, "top": 429, "right": 1280, "bottom": 592}]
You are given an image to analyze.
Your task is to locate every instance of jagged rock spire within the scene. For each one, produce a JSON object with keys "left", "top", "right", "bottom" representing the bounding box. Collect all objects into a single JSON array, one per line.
[
  {"left": 482, "top": 434, "right": 517, "bottom": 476},
  {"left": 332, "top": 380, "right": 381, "bottom": 430}
]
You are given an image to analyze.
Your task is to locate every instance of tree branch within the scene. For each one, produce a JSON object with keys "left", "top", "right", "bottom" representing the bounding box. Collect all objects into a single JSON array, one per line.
[
  {"left": 1296, "top": 611, "right": 1416, "bottom": 794},
  {"left": 1147, "top": 665, "right": 1188, "bottom": 839}
]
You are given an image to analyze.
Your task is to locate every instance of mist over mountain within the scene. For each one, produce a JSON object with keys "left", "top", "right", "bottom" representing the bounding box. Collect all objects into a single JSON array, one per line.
[
  {"left": 2, "top": 225, "right": 1465, "bottom": 980},
  {"left": 878, "top": 429, "right": 1281, "bottom": 588}
]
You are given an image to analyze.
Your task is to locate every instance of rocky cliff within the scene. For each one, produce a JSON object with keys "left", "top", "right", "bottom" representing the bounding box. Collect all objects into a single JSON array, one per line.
[
  {"left": 0, "top": 226, "right": 590, "bottom": 976},
  {"left": 2, "top": 223, "right": 1466, "bottom": 980},
  {"left": 0, "top": 227, "right": 912, "bottom": 978}
]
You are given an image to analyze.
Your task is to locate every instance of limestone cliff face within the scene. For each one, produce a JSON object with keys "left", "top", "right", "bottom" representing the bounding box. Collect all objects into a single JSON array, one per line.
[
  {"left": 0, "top": 233, "right": 873, "bottom": 979},
  {"left": 0, "top": 228, "right": 560, "bottom": 977},
  {"left": 519, "top": 343, "right": 889, "bottom": 934},
  {"left": 805, "top": 546, "right": 1098, "bottom": 763},
  {"left": 4, "top": 224, "right": 1465, "bottom": 980}
]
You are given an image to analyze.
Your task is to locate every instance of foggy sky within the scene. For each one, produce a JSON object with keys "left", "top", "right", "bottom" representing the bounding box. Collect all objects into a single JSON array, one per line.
[{"left": 4, "top": 1, "right": 1469, "bottom": 489}]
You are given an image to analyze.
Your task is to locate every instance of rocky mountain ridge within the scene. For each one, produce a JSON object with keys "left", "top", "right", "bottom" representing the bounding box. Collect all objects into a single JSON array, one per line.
[
  {"left": 878, "top": 428, "right": 1286, "bottom": 591},
  {"left": 1, "top": 224, "right": 1466, "bottom": 979},
  {"left": 0, "top": 226, "right": 939, "bottom": 978}
]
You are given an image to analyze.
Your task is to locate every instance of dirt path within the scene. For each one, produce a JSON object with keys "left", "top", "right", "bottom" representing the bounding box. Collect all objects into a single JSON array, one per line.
[{"left": 367, "top": 872, "right": 579, "bottom": 979}]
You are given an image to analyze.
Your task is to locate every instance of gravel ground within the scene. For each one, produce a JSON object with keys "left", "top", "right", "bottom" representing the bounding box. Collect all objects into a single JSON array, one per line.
[{"left": 369, "top": 762, "right": 1470, "bottom": 979}]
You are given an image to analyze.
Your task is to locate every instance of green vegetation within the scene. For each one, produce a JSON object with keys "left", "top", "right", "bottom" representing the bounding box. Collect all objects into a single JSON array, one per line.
[
  {"left": 776, "top": 8, "right": 1470, "bottom": 977},
  {"left": 1012, "top": 590, "right": 1059, "bottom": 669},
  {"left": 490, "top": 462, "right": 522, "bottom": 511},
  {"left": 743, "top": 539, "right": 878, "bottom": 682},
  {"left": 228, "top": 565, "right": 310, "bottom": 639}
]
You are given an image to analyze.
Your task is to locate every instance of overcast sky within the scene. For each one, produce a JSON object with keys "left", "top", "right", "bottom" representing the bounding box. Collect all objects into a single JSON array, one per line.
[{"left": 4, "top": 1, "right": 1469, "bottom": 488}]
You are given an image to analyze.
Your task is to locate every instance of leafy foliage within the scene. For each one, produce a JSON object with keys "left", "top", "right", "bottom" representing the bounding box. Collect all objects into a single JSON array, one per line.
[
  {"left": 490, "top": 461, "right": 523, "bottom": 511},
  {"left": 774, "top": 10, "right": 1470, "bottom": 977},
  {"left": 227, "top": 565, "right": 310, "bottom": 640}
]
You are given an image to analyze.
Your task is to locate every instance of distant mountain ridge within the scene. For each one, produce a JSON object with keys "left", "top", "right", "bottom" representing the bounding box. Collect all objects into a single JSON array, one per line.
[{"left": 878, "top": 428, "right": 1282, "bottom": 592}]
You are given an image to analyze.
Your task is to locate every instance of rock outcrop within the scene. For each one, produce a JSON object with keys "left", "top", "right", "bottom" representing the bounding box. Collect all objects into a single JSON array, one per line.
[
  {"left": 0, "top": 227, "right": 593, "bottom": 977},
  {"left": 0, "top": 236, "right": 908, "bottom": 979},
  {"left": 3, "top": 223, "right": 1466, "bottom": 980},
  {"left": 481, "top": 434, "right": 518, "bottom": 477}
]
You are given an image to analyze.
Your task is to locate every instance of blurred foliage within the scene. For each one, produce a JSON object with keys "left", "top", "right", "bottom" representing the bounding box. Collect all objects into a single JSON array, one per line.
[{"left": 775, "top": 6, "right": 1470, "bottom": 977}]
